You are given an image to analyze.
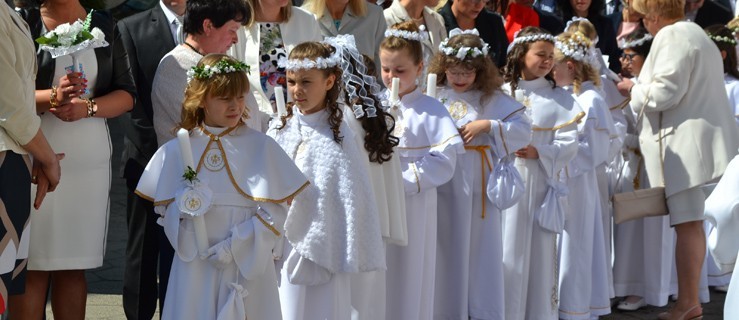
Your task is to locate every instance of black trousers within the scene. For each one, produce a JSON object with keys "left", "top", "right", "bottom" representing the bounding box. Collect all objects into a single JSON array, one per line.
[{"left": 122, "top": 161, "right": 174, "bottom": 320}]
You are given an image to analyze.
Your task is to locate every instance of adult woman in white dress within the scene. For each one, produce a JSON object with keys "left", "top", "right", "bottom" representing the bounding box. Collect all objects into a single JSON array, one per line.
[
  {"left": 0, "top": 3, "right": 61, "bottom": 314},
  {"left": 18, "top": 0, "right": 135, "bottom": 318},
  {"left": 617, "top": 0, "right": 739, "bottom": 317},
  {"left": 303, "top": 0, "right": 387, "bottom": 77},
  {"left": 230, "top": 0, "right": 322, "bottom": 116}
]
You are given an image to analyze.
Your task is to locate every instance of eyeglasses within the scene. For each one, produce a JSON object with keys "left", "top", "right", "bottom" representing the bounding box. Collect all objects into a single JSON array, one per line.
[{"left": 621, "top": 52, "right": 639, "bottom": 62}]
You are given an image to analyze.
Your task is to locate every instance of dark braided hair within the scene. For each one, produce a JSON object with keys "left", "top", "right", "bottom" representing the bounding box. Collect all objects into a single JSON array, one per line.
[
  {"left": 278, "top": 42, "right": 344, "bottom": 143},
  {"left": 503, "top": 27, "right": 556, "bottom": 92}
]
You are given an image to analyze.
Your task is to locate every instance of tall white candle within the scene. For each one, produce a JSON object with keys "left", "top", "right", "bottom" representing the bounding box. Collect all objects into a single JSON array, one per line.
[
  {"left": 390, "top": 77, "right": 400, "bottom": 103},
  {"left": 426, "top": 73, "right": 437, "bottom": 99},
  {"left": 274, "top": 86, "right": 287, "bottom": 116},
  {"left": 176, "top": 128, "right": 209, "bottom": 256},
  {"left": 177, "top": 129, "right": 195, "bottom": 169}
]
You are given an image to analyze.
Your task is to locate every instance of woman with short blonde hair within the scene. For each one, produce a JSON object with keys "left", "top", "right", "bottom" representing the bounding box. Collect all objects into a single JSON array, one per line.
[
  {"left": 617, "top": 0, "right": 739, "bottom": 318},
  {"left": 303, "top": 0, "right": 387, "bottom": 77}
]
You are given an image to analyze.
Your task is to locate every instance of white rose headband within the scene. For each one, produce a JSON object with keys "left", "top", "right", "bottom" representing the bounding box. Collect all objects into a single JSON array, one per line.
[
  {"left": 507, "top": 32, "right": 556, "bottom": 53},
  {"left": 618, "top": 33, "right": 653, "bottom": 49},
  {"left": 555, "top": 31, "right": 602, "bottom": 69},
  {"left": 555, "top": 32, "right": 590, "bottom": 62},
  {"left": 564, "top": 16, "right": 599, "bottom": 45},
  {"left": 278, "top": 46, "right": 343, "bottom": 71},
  {"left": 384, "top": 25, "right": 429, "bottom": 42},
  {"left": 439, "top": 28, "right": 490, "bottom": 60},
  {"left": 707, "top": 33, "right": 738, "bottom": 46}
]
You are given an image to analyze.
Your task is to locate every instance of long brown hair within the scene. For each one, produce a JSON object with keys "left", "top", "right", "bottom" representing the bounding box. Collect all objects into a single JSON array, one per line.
[
  {"left": 278, "top": 42, "right": 344, "bottom": 143},
  {"left": 343, "top": 53, "right": 399, "bottom": 164},
  {"left": 179, "top": 54, "right": 250, "bottom": 131},
  {"left": 503, "top": 27, "right": 555, "bottom": 92},
  {"left": 428, "top": 33, "right": 502, "bottom": 104}
]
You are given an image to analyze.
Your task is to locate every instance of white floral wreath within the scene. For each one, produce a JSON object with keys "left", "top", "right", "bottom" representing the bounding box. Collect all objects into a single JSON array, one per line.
[
  {"left": 708, "top": 33, "right": 738, "bottom": 46},
  {"left": 384, "top": 25, "right": 428, "bottom": 42},
  {"left": 618, "top": 33, "right": 653, "bottom": 49},
  {"left": 507, "top": 33, "right": 555, "bottom": 53},
  {"left": 555, "top": 33, "right": 590, "bottom": 62},
  {"left": 277, "top": 48, "right": 343, "bottom": 71},
  {"left": 439, "top": 28, "right": 490, "bottom": 60},
  {"left": 186, "top": 59, "right": 250, "bottom": 83}
]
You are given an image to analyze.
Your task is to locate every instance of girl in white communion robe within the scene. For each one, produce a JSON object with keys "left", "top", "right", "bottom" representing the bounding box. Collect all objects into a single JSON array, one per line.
[
  {"left": 268, "top": 41, "right": 386, "bottom": 320},
  {"left": 136, "top": 54, "right": 309, "bottom": 320}
]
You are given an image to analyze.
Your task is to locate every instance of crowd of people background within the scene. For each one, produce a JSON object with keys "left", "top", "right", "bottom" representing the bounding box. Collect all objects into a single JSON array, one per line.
[{"left": 1, "top": 0, "right": 739, "bottom": 318}]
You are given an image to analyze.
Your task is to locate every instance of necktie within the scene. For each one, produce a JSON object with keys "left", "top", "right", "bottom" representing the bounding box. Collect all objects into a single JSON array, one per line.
[{"left": 174, "top": 17, "right": 184, "bottom": 45}]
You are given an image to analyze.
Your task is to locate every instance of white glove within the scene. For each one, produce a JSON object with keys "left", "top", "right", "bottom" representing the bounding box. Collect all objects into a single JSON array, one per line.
[{"left": 203, "top": 238, "right": 233, "bottom": 269}]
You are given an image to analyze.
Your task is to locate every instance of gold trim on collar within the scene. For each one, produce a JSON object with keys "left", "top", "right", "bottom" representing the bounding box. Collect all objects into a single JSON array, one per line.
[
  {"left": 153, "top": 198, "right": 174, "bottom": 207},
  {"left": 398, "top": 134, "right": 461, "bottom": 150},
  {"left": 134, "top": 190, "right": 155, "bottom": 202},
  {"left": 195, "top": 137, "right": 310, "bottom": 203},
  {"left": 532, "top": 112, "right": 585, "bottom": 131}
]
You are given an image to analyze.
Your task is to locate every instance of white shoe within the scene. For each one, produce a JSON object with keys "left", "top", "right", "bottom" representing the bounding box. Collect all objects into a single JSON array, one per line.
[
  {"left": 617, "top": 297, "right": 647, "bottom": 311},
  {"left": 715, "top": 285, "right": 729, "bottom": 293}
]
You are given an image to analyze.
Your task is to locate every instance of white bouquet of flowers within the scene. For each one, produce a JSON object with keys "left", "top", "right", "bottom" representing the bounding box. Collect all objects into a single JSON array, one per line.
[{"left": 35, "top": 10, "right": 108, "bottom": 72}]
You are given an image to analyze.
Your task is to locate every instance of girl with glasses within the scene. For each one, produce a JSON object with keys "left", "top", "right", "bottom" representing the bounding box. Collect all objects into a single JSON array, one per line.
[{"left": 430, "top": 28, "right": 532, "bottom": 320}]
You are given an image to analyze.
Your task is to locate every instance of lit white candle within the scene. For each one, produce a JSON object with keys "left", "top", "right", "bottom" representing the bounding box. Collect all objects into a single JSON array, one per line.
[
  {"left": 390, "top": 77, "right": 400, "bottom": 103},
  {"left": 426, "top": 73, "right": 437, "bottom": 99},
  {"left": 274, "top": 86, "right": 287, "bottom": 117},
  {"left": 176, "top": 128, "right": 209, "bottom": 256}
]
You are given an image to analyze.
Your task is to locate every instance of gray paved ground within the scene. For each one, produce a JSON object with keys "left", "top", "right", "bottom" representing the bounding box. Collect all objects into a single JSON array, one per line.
[{"left": 42, "top": 117, "right": 724, "bottom": 319}]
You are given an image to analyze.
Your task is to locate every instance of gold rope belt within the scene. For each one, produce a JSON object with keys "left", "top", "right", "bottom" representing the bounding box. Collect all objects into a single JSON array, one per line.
[{"left": 465, "top": 145, "right": 493, "bottom": 219}]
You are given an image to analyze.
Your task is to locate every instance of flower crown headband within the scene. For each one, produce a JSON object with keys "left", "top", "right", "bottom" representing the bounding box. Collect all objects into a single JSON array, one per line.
[
  {"left": 618, "top": 33, "right": 653, "bottom": 49},
  {"left": 555, "top": 32, "right": 591, "bottom": 62},
  {"left": 384, "top": 25, "right": 429, "bottom": 42},
  {"left": 277, "top": 45, "right": 343, "bottom": 71},
  {"left": 707, "top": 33, "right": 738, "bottom": 46},
  {"left": 186, "top": 59, "right": 250, "bottom": 83},
  {"left": 439, "top": 28, "right": 490, "bottom": 60},
  {"left": 507, "top": 33, "right": 555, "bottom": 53}
]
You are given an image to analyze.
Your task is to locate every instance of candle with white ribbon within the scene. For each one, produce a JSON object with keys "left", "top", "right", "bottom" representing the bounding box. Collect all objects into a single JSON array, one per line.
[
  {"left": 274, "top": 86, "right": 287, "bottom": 117},
  {"left": 176, "top": 128, "right": 209, "bottom": 256},
  {"left": 390, "top": 77, "right": 400, "bottom": 103},
  {"left": 426, "top": 73, "right": 437, "bottom": 99}
]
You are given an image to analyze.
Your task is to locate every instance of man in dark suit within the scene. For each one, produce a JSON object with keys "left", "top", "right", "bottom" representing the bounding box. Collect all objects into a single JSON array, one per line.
[
  {"left": 117, "top": 1, "right": 184, "bottom": 318},
  {"left": 438, "top": 0, "right": 509, "bottom": 67}
]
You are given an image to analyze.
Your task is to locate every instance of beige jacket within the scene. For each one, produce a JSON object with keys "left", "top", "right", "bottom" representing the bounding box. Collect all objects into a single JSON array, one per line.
[
  {"left": 231, "top": 7, "right": 322, "bottom": 115},
  {"left": 311, "top": 3, "right": 387, "bottom": 75},
  {"left": 631, "top": 21, "right": 739, "bottom": 197},
  {"left": 383, "top": 1, "right": 447, "bottom": 58},
  {"left": 0, "top": 4, "right": 40, "bottom": 154}
]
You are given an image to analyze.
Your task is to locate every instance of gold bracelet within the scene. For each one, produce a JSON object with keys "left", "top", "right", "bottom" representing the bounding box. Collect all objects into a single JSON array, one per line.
[
  {"left": 85, "top": 99, "right": 98, "bottom": 118},
  {"left": 50, "top": 86, "right": 59, "bottom": 108}
]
